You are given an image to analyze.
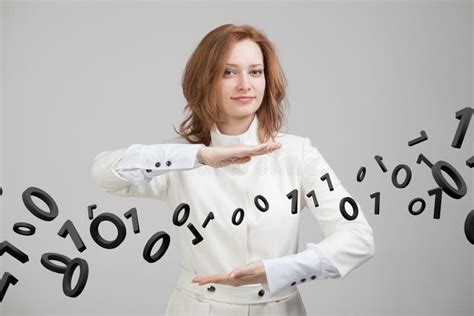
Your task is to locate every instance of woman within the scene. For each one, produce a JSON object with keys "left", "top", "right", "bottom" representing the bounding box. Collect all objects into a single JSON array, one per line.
[{"left": 92, "top": 24, "right": 375, "bottom": 316}]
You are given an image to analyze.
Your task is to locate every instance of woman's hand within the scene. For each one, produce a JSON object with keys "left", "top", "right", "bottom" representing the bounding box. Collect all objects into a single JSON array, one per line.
[
  {"left": 191, "top": 260, "right": 268, "bottom": 287},
  {"left": 196, "top": 142, "right": 281, "bottom": 168}
]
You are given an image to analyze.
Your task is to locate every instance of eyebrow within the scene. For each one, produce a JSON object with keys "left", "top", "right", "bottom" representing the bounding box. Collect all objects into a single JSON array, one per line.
[{"left": 225, "top": 63, "right": 264, "bottom": 67}]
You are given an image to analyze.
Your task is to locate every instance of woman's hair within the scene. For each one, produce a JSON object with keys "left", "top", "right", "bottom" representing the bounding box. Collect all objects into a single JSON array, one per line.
[{"left": 176, "top": 24, "right": 288, "bottom": 145}]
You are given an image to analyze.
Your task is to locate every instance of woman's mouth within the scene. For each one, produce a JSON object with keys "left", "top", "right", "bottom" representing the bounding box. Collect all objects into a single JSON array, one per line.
[{"left": 232, "top": 96, "right": 256, "bottom": 103}]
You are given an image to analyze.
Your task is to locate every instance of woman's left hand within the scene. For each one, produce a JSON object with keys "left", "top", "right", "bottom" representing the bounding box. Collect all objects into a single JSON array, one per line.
[{"left": 191, "top": 260, "right": 267, "bottom": 287}]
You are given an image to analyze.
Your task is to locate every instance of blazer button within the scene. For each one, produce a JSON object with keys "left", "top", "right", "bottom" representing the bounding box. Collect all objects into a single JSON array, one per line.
[
  {"left": 258, "top": 289, "right": 265, "bottom": 297},
  {"left": 155, "top": 162, "right": 161, "bottom": 168},
  {"left": 207, "top": 285, "right": 215, "bottom": 292},
  {"left": 166, "top": 161, "right": 172, "bottom": 166},
  {"left": 291, "top": 281, "right": 296, "bottom": 286},
  {"left": 311, "top": 275, "right": 316, "bottom": 280},
  {"left": 301, "top": 278, "right": 306, "bottom": 282},
  {"left": 145, "top": 169, "right": 152, "bottom": 173}
]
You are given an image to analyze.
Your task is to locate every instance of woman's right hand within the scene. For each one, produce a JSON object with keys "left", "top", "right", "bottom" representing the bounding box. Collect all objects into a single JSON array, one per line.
[{"left": 196, "top": 142, "right": 281, "bottom": 168}]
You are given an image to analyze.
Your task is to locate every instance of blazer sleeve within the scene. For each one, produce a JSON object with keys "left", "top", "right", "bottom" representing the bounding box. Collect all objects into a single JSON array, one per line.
[
  {"left": 300, "top": 137, "right": 375, "bottom": 278},
  {"left": 261, "top": 137, "right": 375, "bottom": 297},
  {"left": 91, "top": 143, "right": 203, "bottom": 200}
]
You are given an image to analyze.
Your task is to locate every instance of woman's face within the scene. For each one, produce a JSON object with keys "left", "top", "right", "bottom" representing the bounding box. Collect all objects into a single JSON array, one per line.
[{"left": 216, "top": 39, "right": 266, "bottom": 123}]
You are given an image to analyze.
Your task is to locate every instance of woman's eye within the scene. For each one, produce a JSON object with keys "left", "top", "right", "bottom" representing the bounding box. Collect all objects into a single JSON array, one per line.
[
  {"left": 224, "top": 69, "right": 263, "bottom": 77},
  {"left": 224, "top": 69, "right": 236, "bottom": 76}
]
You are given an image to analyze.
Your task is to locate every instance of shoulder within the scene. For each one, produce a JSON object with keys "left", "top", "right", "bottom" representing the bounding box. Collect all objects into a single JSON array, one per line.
[
  {"left": 274, "top": 132, "right": 324, "bottom": 161},
  {"left": 275, "top": 131, "right": 305, "bottom": 143},
  {"left": 274, "top": 132, "right": 312, "bottom": 152}
]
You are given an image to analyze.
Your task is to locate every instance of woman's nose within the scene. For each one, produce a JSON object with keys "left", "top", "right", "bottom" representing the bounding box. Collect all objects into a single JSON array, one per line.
[{"left": 237, "top": 75, "right": 251, "bottom": 91}]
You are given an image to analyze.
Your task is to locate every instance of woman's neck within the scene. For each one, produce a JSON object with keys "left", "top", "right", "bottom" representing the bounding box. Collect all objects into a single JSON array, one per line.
[{"left": 216, "top": 114, "right": 255, "bottom": 136}]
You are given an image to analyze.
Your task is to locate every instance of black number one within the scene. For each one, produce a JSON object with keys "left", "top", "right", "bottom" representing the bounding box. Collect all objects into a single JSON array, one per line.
[
  {"left": 286, "top": 189, "right": 298, "bottom": 214},
  {"left": 370, "top": 192, "right": 381, "bottom": 215},
  {"left": 306, "top": 190, "right": 319, "bottom": 207},
  {"left": 0, "top": 272, "right": 18, "bottom": 302},
  {"left": 451, "top": 107, "right": 473, "bottom": 149},
  {"left": 428, "top": 187, "right": 443, "bottom": 219},
  {"left": 320, "top": 173, "right": 334, "bottom": 191},
  {"left": 58, "top": 220, "right": 87, "bottom": 252},
  {"left": 124, "top": 207, "right": 140, "bottom": 234}
]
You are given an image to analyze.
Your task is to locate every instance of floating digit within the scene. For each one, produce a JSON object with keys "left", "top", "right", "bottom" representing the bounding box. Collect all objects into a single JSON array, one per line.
[
  {"left": 89, "top": 212, "right": 126, "bottom": 249},
  {"left": 416, "top": 153, "right": 433, "bottom": 168},
  {"left": 320, "top": 173, "right": 334, "bottom": 191},
  {"left": 306, "top": 190, "right": 319, "bottom": 207},
  {"left": 87, "top": 204, "right": 97, "bottom": 220},
  {"left": 466, "top": 156, "right": 473, "bottom": 168},
  {"left": 202, "top": 212, "right": 214, "bottom": 228},
  {"left": 143, "top": 231, "right": 170, "bottom": 263},
  {"left": 62, "top": 258, "right": 89, "bottom": 298},
  {"left": 370, "top": 192, "right": 380, "bottom": 215},
  {"left": 431, "top": 160, "right": 467, "bottom": 199},
  {"left": 451, "top": 107, "right": 473, "bottom": 149},
  {"left": 124, "top": 207, "right": 140, "bottom": 234},
  {"left": 40, "top": 252, "right": 88, "bottom": 298},
  {"left": 254, "top": 195, "right": 269, "bottom": 212},
  {"left": 464, "top": 210, "right": 474, "bottom": 244},
  {"left": 427, "top": 187, "right": 443, "bottom": 219},
  {"left": 339, "top": 197, "right": 359, "bottom": 221},
  {"left": 408, "top": 130, "right": 428, "bottom": 146},
  {"left": 13, "top": 222, "right": 36, "bottom": 236},
  {"left": 286, "top": 189, "right": 299, "bottom": 215},
  {"left": 0, "top": 241, "right": 29, "bottom": 263},
  {"left": 40, "top": 252, "right": 71, "bottom": 274},
  {"left": 408, "top": 198, "right": 426, "bottom": 215},
  {"left": 231, "top": 208, "right": 245, "bottom": 226},
  {"left": 58, "top": 220, "right": 87, "bottom": 252},
  {"left": 187, "top": 223, "right": 204, "bottom": 245},
  {"left": 0, "top": 272, "right": 18, "bottom": 302},
  {"left": 391, "top": 164, "right": 412, "bottom": 189},
  {"left": 171, "top": 203, "right": 203, "bottom": 244},
  {"left": 374, "top": 155, "right": 388, "bottom": 173},
  {"left": 22, "top": 187, "right": 58, "bottom": 221},
  {"left": 356, "top": 166, "right": 366, "bottom": 182},
  {"left": 172, "top": 203, "right": 190, "bottom": 226}
]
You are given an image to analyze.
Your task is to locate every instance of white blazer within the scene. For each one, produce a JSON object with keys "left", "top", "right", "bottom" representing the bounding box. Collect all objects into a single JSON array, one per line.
[{"left": 91, "top": 114, "right": 375, "bottom": 297}]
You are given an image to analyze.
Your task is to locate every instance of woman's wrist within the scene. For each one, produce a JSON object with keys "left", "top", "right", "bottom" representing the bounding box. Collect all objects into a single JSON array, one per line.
[{"left": 196, "top": 144, "right": 207, "bottom": 165}]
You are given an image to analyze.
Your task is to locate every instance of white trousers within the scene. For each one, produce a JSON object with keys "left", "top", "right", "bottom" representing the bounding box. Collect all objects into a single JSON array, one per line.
[{"left": 164, "top": 266, "right": 307, "bottom": 316}]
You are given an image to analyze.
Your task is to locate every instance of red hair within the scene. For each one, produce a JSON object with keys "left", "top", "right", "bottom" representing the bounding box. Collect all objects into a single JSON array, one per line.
[{"left": 176, "top": 24, "right": 288, "bottom": 145}]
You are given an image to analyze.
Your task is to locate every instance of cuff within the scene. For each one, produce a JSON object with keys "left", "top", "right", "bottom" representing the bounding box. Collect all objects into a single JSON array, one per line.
[
  {"left": 307, "top": 243, "right": 341, "bottom": 279},
  {"left": 262, "top": 248, "right": 322, "bottom": 297},
  {"left": 114, "top": 143, "right": 205, "bottom": 174}
]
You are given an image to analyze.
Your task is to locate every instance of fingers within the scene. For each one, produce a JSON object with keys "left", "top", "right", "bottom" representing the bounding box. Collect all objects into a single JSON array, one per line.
[
  {"left": 223, "top": 156, "right": 252, "bottom": 166},
  {"left": 249, "top": 142, "right": 281, "bottom": 156},
  {"left": 230, "top": 264, "right": 256, "bottom": 279},
  {"left": 245, "top": 144, "right": 267, "bottom": 156},
  {"left": 232, "top": 156, "right": 251, "bottom": 164},
  {"left": 229, "top": 268, "right": 240, "bottom": 279},
  {"left": 230, "top": 271, "right": 254, "bottom": 280},
  {"left": 192, "top": 272, "right": 258, "bottom": 287},
  {"left": 208, "top": 142, "right": 281, "bottom": 167},
  {"left": 192, "top": 274, "right": 228, "bottom": 285},
  {"left": 232, "top": 143, "right": 281, "bottom": 158}
]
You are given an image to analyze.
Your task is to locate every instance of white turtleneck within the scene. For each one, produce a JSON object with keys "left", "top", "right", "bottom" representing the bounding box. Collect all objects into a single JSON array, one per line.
[{"left": 210, "top": 113, "right": 260, "bottom": 146}]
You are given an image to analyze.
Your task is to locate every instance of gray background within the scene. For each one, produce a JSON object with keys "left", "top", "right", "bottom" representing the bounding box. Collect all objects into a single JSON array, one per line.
[{"left": 1, "top": 1, "right": 472, "bottom": 315}]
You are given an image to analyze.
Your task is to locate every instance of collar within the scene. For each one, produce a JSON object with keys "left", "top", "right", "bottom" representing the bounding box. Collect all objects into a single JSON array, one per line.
[{"left": 210, "top": 114, "right": 260, "bottom": 147}]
